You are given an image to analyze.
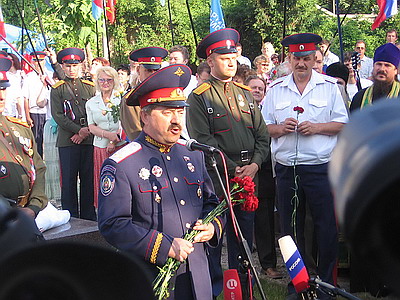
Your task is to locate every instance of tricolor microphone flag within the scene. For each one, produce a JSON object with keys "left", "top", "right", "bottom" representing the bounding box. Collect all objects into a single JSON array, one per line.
[
  {"left": 278, "top": 235, "right": 310, "bottom": 293},
  {"left": 372, "top": 0, "right": 398, "bottom": 30}
]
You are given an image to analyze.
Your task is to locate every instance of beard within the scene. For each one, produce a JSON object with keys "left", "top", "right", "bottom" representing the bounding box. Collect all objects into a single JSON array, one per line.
[{"left": 373, "top": 80, "right": 393, "bottom": 101}]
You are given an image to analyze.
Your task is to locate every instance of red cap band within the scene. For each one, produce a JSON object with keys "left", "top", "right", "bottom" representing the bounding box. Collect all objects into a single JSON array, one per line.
[
  {"left": 206, "top": 39, "right": 236, "bottom": 56},
  {"left": 0, "top": 71, "right": 7, "bottom": 81},
  {"left": 62, "top": 54, "right": 83, "bottom": 62},
  {"left": 138, "top": 87, "right": 185, "bottom": 107},
  {"left": 138, "top": 56, "right": 162, "bottom": 64},
  {"left": 288, "top": 43, "right": 316, "bottom": 53}
]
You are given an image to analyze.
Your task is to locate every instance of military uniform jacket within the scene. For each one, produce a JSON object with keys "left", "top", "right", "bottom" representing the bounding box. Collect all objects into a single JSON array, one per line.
[
  {"left": 50, "top": 77, "right": 95, "bottom": 147},
  {"left": 0, "top": 115, "right": 48, "bottom": 215},
  {"left": 98, "top": 132, "right": 223, "bottom": 300},
  {"left": 186, "top": 76, "right": 270, "bottom": 176}
]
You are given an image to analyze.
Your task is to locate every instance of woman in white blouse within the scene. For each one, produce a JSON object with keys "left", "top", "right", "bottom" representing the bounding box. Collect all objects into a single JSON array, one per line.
[{"left": 85, "top": 66, "right": 127, "bottom": 207}]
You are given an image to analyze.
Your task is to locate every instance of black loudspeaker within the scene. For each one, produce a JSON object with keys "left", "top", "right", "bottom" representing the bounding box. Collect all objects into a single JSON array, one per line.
[
  {"left": 0, "top": 242, "right": 154, "bottom": 300},
  {"left": 329, "top": 100, "right": 400, "bottom": 296}
]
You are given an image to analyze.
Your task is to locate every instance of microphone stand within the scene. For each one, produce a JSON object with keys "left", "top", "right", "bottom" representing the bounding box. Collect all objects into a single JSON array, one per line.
[
  {"left": 209, "top": 154, "right": 267, "bottom": 300},
  {"left": 309, "top": 277, "right": 361, "bottom": 300}
]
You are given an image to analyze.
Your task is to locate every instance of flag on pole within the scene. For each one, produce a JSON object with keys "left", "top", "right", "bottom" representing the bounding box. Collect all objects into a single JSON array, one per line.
[
  {"left": 92, "top": 0, "right": 103, "bottom": 21},
  {"left": 372, "top": 0, "right": 398, "bottom": 30},
  {"left": 210, "top": 0, "right": 225, "bottom": 33},
  {"left": 105, "top": 0, "right": 116, "bottom": 24},
  {"left": 0, "top": 5, "right": 6, "bottom": 38}
]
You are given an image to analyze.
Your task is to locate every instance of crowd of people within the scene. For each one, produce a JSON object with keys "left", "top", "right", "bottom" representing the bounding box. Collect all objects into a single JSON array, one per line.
[{"left": 0, "top": 26, "right": 399, "bottom": 300}]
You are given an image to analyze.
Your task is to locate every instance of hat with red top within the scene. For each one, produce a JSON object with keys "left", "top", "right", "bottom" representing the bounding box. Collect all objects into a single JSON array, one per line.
[
  {"left": 129, "top": 47, "right": 168, "bottom": 70},
  {"left": 281, "top": 33, "right": 322, "bottom": 57},
  {"left": 196, "top": 28, "right": 240, "bottom": 59},
  {"left": 124, "top": 64, "right": 191, "bottom": 107},
  {"left": 0, "top": 53, "right": 12, "bottom": 88},
  {"left": 57, "top": 47, "right": 85, "bottom": 64},
  {"left": 30, "top": 51, "right": 47, "bottom": 61}
]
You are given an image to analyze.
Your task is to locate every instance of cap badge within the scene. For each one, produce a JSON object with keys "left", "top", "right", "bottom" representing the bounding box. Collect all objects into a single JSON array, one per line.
[
  {"left": 151, "top": 56, "right": 156, "bottom": 62},
  {"left": 138, "top": 168, "right": 150, "bottom": 180},
  {"left": 299, "top": 45, "right": 305, "bottom": 51},
  {"left": 71, "top": 54, "right": 75, "bottom": 59},
  {"left": 226, "top": 40, "right": 232, "bottom": 48},
  {"left": 174, "top": 67, "right": 185, "bottom": 77}
]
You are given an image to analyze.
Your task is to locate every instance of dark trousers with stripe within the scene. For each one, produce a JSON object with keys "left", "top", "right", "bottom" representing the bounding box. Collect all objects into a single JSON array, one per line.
[
  {"left": 30, "top": 113, "right": 46, "bottom": 158},
  {"left": 275, "top": 163, "right": 337, "bottom": 291},
  {"left": 59, "top": 144, "right": 96, "bottom": 221}
]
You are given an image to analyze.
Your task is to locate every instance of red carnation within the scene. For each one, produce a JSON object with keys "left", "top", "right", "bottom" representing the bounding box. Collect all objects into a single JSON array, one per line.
[{"left": 293, "top": 106, "right": 304, "bottom": 114}]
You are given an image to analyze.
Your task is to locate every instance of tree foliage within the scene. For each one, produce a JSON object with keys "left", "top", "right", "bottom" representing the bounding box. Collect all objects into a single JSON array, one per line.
[{"left": 3, "top": 0, "right": 399, "bottom": 66}]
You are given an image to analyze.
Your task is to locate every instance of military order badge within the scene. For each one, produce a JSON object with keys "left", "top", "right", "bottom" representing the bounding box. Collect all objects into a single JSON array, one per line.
[
  {"left": 151, "top": 165, "right": 163, "bottom": 178},
  {"left": 139, "top": 168, "right": 150, "bottom": 180}
]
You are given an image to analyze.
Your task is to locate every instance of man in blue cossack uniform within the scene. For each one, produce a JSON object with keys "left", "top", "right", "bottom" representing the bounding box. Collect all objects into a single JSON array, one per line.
[{"left": 98, "top": 64, "right": 224, "bottom": 300}]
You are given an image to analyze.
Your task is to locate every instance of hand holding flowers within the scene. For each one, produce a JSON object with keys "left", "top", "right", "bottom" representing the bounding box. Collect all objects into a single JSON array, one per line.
[{"left": 153, "top": 176, "right": 258, "bottom": 300}]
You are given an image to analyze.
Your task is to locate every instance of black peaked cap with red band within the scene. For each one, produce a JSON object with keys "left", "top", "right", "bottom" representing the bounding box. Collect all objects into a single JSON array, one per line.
[
  {"left": 124, "top": 64, "right": 191, "bottom": 108},
  {"left": 129, "top": 47, "right": 168, "bottom": 70},
  {"left": 57, "top": 47, "right": 85, "bottom": 64},
  {"left": 281, "top": 33, "right": 322, "bottom": 57},
  {"left": 196, "top": 28, "right": 240, "bottom": 59},
  {"left": 0, "top": 54, "right": 12, "bottom": 88}
]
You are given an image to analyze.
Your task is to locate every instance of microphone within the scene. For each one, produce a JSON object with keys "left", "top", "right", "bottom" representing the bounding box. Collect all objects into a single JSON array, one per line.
[
  {"left": 223, "top": 269, "right": 242, "bottom": 300},
  {"left": 185, "top": 139, "right": 220, "bottom": 155},
  {"left": 278, "top": 235, "right": 315, "bottom": 298}
]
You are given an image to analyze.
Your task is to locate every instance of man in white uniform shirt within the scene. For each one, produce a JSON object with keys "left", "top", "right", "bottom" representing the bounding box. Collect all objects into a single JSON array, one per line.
[
  {"left": 261, "top": 33, "right": 348, "bottom": 300},
  {"left": 22, "top": 51, "right": 52, "bottom": 157}
]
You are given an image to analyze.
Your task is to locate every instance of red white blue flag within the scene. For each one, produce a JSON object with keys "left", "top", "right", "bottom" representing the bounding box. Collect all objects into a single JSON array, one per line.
[
  {"left": 372, "top": 0, "right": 398, "bottom": 30},
  {"left": 92, "top": 0, "right": 103, "bottom": 21}
]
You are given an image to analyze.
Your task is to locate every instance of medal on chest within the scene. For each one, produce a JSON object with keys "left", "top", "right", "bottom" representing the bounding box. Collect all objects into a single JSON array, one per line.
[
  {"left": 151, "top": 165, "right": 163, "bottom": 178},
  {"left": 238, "top": 94, "right": 246, "bottom": 107}
]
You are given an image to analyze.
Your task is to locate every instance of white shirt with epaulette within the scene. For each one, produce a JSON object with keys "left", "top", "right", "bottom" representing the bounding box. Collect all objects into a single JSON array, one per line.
[{"left": 261, "top": 70, "right": 349, "bottom": 166}]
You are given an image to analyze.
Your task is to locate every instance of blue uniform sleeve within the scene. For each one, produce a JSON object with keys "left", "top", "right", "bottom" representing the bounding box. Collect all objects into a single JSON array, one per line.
[{"left": 97, "top": 159, "right": 173, "bottom": 266}]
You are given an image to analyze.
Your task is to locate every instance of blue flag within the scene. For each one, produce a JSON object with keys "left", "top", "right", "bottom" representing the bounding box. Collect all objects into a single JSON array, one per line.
[{"left": 210, "top": 0, "right": 225, "bottom": 33}]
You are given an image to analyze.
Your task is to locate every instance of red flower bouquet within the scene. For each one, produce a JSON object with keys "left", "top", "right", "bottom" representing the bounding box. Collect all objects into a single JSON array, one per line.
[{"left": 153, "top": 176, "right": 258, "bottom": 299}]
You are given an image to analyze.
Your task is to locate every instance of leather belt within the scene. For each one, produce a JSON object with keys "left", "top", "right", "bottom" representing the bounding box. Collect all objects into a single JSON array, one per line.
[{"left": 226, "top": 150, "right": 254, "bottom": 163}]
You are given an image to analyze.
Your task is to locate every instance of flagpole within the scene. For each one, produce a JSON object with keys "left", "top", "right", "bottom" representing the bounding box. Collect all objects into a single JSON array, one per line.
[
  {"left": 102, "top": 0, "right": 110, "bottom": 60},
  {"left": 167, "top": 0, "right": 175, "bottom": 45},
  {"left": 95, "top": 20, "right": 100, "bottom": 57},
  {"left": 21, "top": 0, "right": 25, "bottom": 53},
  {"left": 282, "top": 0, "right": 287, "bottom": 59},
  {"left": 185, "top": 0, "right": 198, "bottom": 47},
  {"left": 34, "top": 0, "right": 49, "bottom": 50},
  {"left": 335, "top": 0, "right": 344, "bottom": 61}
]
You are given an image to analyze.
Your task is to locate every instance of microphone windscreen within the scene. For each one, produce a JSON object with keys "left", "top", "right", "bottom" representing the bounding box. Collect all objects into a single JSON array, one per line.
[
  {"left": 279, "top": 235, "right": 310, "bottom": 293},
  {"left": 223, "top": 269, "right": 242, "bottom": 300}
]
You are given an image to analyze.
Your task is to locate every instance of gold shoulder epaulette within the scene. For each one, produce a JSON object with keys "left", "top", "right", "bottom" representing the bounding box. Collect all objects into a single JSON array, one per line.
[
  {"left": 233, "top": 81, "right": 252, "bottom": 91},
  {"left": 193, "top": 82, "right": 211, "bottom": 95},
  {"left": 82, "top": 79, "right": 95, "bottom": 86},
  {"left": 52, "top": 80, "right": 65, "bottom": 89},
  {"left": 6, "top": 116, "right": 30, "bottom": 128}
]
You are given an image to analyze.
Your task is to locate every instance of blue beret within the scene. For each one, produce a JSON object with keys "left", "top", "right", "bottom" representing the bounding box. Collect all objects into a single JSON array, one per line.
[
  {"left": 374, "top": 43, "right": 400, "bottom": 68},
  {"left": 196, "top": 28, "right": 239, "bottom": 59},
  {"left": 124, "top": 64, "right": 191, "bottom": 107}
]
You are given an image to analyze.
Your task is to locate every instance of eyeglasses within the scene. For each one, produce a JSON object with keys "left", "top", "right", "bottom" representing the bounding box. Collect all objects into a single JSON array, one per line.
[{"left": 98, "top": 78, "right": 114, "bottom": 83}]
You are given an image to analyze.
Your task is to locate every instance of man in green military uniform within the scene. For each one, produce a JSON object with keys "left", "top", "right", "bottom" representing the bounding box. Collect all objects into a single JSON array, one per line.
[
  {"left": 186, "top": 28, "right": 270, "bottom": 298},
  {"left": 51, "top": 47, "right": 96, "bottom": 220},
  {"left": 0, "top": 54, "right": 48, "bottom": 218}
]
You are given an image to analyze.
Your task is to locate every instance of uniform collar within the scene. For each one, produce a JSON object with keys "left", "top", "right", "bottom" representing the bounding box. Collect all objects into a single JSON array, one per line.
[
  {"left": 282, "top": 70, "right": 326, "bottom": 96},
  {"left": 140, "top": 131, "right": 173, "bottom": 153}
]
